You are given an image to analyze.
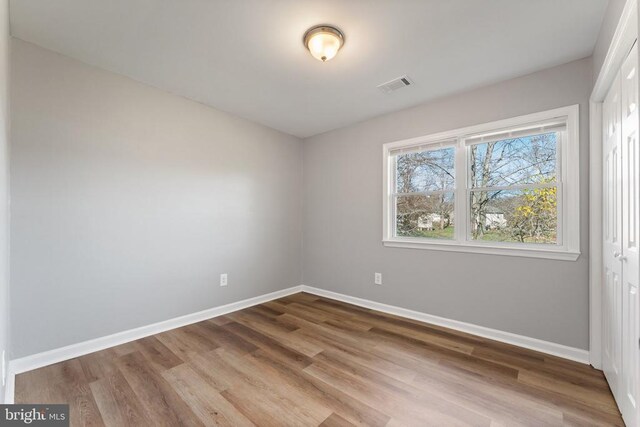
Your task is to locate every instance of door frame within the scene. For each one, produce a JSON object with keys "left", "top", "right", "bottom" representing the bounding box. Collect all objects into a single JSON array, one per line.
[{"left": 590, "top": 0, "right": 638, "bottom": 369}]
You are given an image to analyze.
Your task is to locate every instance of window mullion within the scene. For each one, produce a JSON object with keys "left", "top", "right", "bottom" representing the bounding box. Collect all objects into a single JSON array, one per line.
[
  {"left": 394, "top": 189, "right": 452, "bottom": 197},
  {"left": 454, "top": 138, "right": 468, "bottom": 243}
]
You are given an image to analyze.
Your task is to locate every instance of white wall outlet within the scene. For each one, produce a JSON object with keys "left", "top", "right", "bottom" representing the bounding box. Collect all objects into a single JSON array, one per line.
[
  {"left": 220, "top": 273, "right": 228, "bottom": 287},
  {"left": 374, "top": 272, "right": 382, "bottom": 285}
]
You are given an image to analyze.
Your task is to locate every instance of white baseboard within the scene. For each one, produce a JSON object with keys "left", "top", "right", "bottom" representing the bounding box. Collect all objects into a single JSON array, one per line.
[
  {"left": 4, "top": 369, "right": 14, "bottom": 404},
  {"left": 5, "top": 283, "right": 590, "bottom": 404},
  {"left": 300, "top": 285, "right": 590, "bottom": 364},
  {"left": 8, "top": 285, "right": 304, "bottom": 378}
]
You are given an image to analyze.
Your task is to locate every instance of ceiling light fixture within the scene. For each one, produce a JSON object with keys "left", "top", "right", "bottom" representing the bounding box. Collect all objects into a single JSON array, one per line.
[{"left": 303, "top": 25, "right": 344, "bottom": 62}]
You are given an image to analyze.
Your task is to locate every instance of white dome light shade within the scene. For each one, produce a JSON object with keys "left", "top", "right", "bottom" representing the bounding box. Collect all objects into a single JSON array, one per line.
[{"left": 303, "top": 25, "right": 344, "bottom": 62}]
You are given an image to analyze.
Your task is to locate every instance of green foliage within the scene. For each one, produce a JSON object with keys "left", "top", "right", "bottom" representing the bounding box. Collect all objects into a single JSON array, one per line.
[{"left": 401, "top": 226, "right": 455, "bottom": 240}]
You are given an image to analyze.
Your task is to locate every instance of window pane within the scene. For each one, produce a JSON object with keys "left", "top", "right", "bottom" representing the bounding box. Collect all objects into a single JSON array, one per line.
[
  {"left": 396, "top": 147, "right": 455, "bottom": 192},
  {"left": 396, "top": 193, "right": 455, "bottom": 239},
  {"left": 469, "top": 132, "right": 557, "bottom": 188},
  {"left": 469, "top": 188, "right": 557, "bottom": 244}
]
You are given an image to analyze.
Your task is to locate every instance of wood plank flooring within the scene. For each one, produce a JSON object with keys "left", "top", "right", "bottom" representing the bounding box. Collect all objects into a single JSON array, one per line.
[{"left": 15, "top": 292, "right": 624, "bottom": 426}]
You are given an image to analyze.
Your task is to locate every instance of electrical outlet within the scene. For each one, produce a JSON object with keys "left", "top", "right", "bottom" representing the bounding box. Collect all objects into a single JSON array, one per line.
[
  {"left": 374, "top": 272, "right": 382, "bottom": 285},
  {"left": 220, "top": 273, "right": 228, "bottom": 287}
]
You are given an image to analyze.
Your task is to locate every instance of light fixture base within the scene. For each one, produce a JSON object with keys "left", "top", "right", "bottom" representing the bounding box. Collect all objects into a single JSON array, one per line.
[{"left": 303, "top": 25, "right": 345, "bottom": 62}]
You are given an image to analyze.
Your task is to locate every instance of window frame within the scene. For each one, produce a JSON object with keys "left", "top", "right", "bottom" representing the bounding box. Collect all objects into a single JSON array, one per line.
[{"left": 382, "top": 105, "right": 580, "bottom": 261}]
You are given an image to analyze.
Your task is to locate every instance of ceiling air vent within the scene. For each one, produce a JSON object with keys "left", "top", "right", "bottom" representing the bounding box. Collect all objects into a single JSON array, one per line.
[{"left": 377, "top": 75, "right": 413, "bottom": 93}]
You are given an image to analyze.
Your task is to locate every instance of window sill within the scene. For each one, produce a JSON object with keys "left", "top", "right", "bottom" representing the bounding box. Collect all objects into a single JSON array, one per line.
[{"left": 382, "top": 239, "right": 580, "bottom": 261}]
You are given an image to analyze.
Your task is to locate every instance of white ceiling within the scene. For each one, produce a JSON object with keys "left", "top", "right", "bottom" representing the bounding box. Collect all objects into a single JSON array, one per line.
[{"left": 10, "top": 0, "right": 608, "bottom": 138}]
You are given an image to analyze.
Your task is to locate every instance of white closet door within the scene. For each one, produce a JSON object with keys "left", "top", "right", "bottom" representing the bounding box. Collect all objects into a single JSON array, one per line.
[
  {"left": 603, "top": 66, "right": 623, "bottom": 402},
  {"left": 620, "top": 42, "right": 640, "bottom": 427}
]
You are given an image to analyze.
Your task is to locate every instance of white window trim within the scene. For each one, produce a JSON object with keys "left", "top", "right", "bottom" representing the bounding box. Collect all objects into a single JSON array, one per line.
[{"left": 382, "top": 105, "right": 580, "bottom": 261}]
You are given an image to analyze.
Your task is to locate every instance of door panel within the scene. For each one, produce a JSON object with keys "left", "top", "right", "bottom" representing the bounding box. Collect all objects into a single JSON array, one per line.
[
  {"left": 623, "top": 282, "right": 639, "bottom": 425},
  {"left": 603, "top": 68, "right": 623, "bottom": 401},
  {"left": 620, "top": 42, "right": 640, "bottom": 427}
]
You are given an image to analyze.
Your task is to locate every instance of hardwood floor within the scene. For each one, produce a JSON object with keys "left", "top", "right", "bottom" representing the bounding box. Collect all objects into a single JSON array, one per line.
[{"left": 15, "top": 292, "right": 623, "bottom": 426}]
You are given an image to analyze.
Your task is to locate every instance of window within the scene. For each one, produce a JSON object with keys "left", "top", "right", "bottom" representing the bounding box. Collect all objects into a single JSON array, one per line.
[
  {"left": 395, "top": 145, "right": 455, "bottom": 239},
  {"left": 382, "top": 105, "right": 580, "bottom": 260}
]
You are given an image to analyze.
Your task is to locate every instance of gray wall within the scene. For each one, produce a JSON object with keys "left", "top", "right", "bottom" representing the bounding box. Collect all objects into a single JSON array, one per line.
[
  {"left": 0, "top": 0, "right": 8, "bottom": 402},
  {"left": 10, "top": 39, "right": 303, "bottom": 358},
  {"left": 593, "top": 0, "right": 627, "bottom": 84},
  {"left": 303, "top": 58, "right": 592, "bottom": 350},
  {"left": 9, "top": 34, "right": 600, "bottom": 359}
]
